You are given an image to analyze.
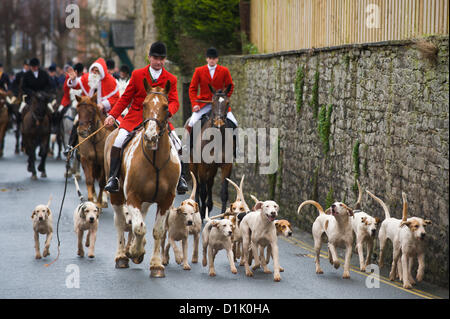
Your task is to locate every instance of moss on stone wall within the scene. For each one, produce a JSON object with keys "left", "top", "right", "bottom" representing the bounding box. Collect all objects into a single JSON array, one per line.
[
  {"left": 318, "top": 104, "right": 333, "bottom": 155},
  {"left": 295, "top": 66, "right": 305, "bottom": 113},
  {"left": 310, "top": 69, "right": 320, "bottom": 119},
  {"left": 352, "top": 140, "right": 360, "bottom": 196}
]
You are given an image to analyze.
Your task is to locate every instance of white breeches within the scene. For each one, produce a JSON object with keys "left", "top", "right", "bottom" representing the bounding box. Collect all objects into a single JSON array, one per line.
[
  {"left": 187, "top": 104, "right": 238, "bottom": 127},
  {"left": 113, "top": 127, "right": 182, "bottom": 152}
]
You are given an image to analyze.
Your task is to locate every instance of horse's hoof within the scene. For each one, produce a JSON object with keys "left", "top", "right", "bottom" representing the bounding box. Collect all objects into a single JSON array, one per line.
[
  {"left": 41, "top": 172, "right": 47, "bottom": 178},
  {"left": 115, "top": 258, "right": 129, "bottom": 269},
  {"left": 150, "top": 268, "right": 165, "bottom": 278},
  {"left": 31, "top": 175, "right": 37, "bottom": 180},
  {"left": 132, "top": 254, "right": 145, "bottom": 264}
]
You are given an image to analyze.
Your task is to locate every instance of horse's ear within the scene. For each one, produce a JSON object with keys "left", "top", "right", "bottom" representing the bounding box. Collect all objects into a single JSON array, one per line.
[
  {"left": 75, "top": 95, "right": 82, "bottom": 103},
  {"left": 224, "top": 84, "right": 232, "bottom": 95},
  {"left": 164, "top": 80, "right": 171, "bottom": 94},
  {"left": 91, "top": 93, "right": 97, "bottom": 103},
  {"left": 208, "top": 84, "right": 215, "bottom": 94},
  {"left": 143, "top": 78, "right": 151, "bottom": 94}
]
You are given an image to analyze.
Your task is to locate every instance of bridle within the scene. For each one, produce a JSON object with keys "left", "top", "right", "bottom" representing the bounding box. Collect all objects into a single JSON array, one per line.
[
  {"left": 210, "top": 92, "right": 229, "bottom": 128},
  {"left": 142, "top": 91, "right": 170, "bottom": 141},
  {"left": 77, "top": 101, "right": 101, "bottom": 143}
]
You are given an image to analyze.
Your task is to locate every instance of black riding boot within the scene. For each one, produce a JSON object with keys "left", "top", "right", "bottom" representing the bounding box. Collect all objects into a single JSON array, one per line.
[
  {"left": 64, "top": 122, "right": 79, "bottom": 157},
  {"left": 177, "top": 159, "right": 189, "bottom": 195},
  {"left": 105, "top": 146, "right": 121, "bottom": 193}
]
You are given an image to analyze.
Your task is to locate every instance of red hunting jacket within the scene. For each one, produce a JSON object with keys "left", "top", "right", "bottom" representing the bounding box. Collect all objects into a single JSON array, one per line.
[
  {"left": 109, "top": 66, "right": 179, "bottom": 132},
  {"left": 59, "top": 75, "right": 71, "bottom": 107},
  {"left": 189, "top": 64, "right": 234, "bottom": 111}
]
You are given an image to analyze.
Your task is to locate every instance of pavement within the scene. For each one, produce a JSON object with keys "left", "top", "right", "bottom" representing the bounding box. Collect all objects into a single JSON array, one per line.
[{"left": 0, "top": 131, "right": 448, "bottom": 300}]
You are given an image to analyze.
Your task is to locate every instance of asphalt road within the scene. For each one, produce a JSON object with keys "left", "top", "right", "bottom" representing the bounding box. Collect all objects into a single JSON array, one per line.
[{"left": 0, "top": 131, "right": 448, "bottom": 300}]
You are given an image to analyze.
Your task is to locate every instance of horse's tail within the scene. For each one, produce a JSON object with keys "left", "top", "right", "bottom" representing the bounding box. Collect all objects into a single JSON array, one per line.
[
  {"left": 297, "top": 200, "right": 326, "bottom": 215},
  {"left": 366, "top": 190, "right": 390, "bottom": 220}
]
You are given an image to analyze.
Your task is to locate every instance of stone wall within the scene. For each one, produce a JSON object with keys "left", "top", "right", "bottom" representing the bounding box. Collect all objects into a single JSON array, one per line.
[{"left": 219, "top": 36, "right": 449, "bottom": 286}]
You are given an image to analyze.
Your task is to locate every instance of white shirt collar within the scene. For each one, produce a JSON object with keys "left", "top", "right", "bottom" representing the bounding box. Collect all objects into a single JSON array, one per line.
[
  {"left": 149, "top": 66, "right": 162, "bottom": 81},
  {"left": 208, "top": 64, "right": 217, "bottom": 71},
  {"left": 33, "top": 71, "right": 39, "bottom": 78}
]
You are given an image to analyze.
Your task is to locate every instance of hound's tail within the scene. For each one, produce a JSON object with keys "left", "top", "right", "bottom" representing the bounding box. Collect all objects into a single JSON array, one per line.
[
  {"left": 250, "top": 194, "right": 259, "bottom": 205},
  {"left": 354, "top": 180, "right": 362, "bottom": 210},
  {"left": 297, "top": 200, "right": 325, "bottom": 215},
  {"left": 401, "top": 192, "right": 408, "bottom": 222},
  {"left": 46, "top": 195, "right": 53, "bottom": 208},
  {"left": 366, "top": 190, "right": 390, "bottom": 220},
  {"left": 204, "top": 207, "right": 211, "bottom": 223},
  {"left": 73, "top": 176, "right": 84, "bottom": 202}
]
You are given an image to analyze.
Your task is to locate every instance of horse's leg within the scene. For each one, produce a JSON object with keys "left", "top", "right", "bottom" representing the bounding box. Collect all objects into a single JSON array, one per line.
[
  {"left": 206, "top": 166, "right": 217, "bottom": 214},
  {"left": 199, "top": 181, "right": 208, "bottom": 219},
  {"left": 38, "top": 134, "right": 49, "bottom": 178},
  {"left": 220, "top": 164, "right": 232, "bottom": 213},
  {"left": 14, "top": 114, "right": 21, "bottom": 154},
  {"left": 80, "top": 157, "right": 96, "bottom": 202},
  {"left": 111, "top": 193, "right": 129, "bottom": 268},
  {"left": 150, "top": 198, "right": 172, "bottom": 278},
  {"left": 126, "top": 200, "right": 147, "bottom": 264},
  {"left": 24, "top": 137, "right": 37, "bottom": 179},
  {"left": 98, "top": 163, "right": 108, "bottom": 209}
]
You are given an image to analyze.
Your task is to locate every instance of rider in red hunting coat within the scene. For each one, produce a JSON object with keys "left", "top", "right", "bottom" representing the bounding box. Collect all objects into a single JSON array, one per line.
[
  {"left": 103, "top": 41, "right": 188, "bottom": 194},
  {"left": 187, "top": 47, "right": 237, "bottom": 132}
]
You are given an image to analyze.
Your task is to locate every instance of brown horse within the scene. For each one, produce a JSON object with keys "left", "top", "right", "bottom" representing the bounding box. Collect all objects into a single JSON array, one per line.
[
  {"left": 75, "top": 94, "right": 113, "bottom": 208},
  {"left": 21, "top": 91, "right": 52, "bottom": 179},
  {"left": 189, "top": 84, "right": 234, "bottom": 219},
  {"left": 104, "top": 79, "right": 180, "bottom": 277},
  {"left": 0, "top": 90, "right": 8, "bottom": 157}
]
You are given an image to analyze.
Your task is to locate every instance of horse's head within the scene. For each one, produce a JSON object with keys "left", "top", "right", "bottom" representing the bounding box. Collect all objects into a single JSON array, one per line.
[
  {"left": 30, "top": 91, "right": 53, "bottom": 120},
  {"left": 209, "top": 84, "right": 231, "bottom": 128},
  {"left": 75, "top": 94, "right": 100, "bottom": 138},
  {"left": 142, "top": 78, "right": 171, "bottom": 150},
  {"left": 0, "top": 90, "right": 6, "bottom": 108}
]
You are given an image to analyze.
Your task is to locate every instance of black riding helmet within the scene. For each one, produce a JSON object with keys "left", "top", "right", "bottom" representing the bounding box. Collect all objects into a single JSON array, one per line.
[{"left": 149, "top": 42, "right": 167, "bottom": 57}]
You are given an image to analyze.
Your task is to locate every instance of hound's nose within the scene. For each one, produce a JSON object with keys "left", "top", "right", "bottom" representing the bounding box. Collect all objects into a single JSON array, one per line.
[
  {"left": 89, "top": 217, "right": 95, "bottom": 223},
  {"left": 128, "top": 220, "right": 132, "bottom": 225},
  {"left": 288, "top": 232, "right": 293, "bottom": 237},
  {"left": 271, "top": 212, "right": 276, "bottom": 217},
  {"left": 420, "top": 233, "right": 426, "bottom": 239},
  {"left": 228, "top": 231, "right": 233, "bottom": 236},
  {"left": 39, "top": 217, "right": 43, "bottom": 221},
  {"left": 187, "top": 220, "right": 193, "bottom": 226},
  {"left": 371, "top": 229, "right": 376, "bottom": 235}
]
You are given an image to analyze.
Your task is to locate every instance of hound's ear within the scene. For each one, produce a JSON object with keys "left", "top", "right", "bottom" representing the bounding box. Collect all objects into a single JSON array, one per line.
[
  {"left": 164, "top": 80, "right": 171, "bottom": 93},
  {"left": 424, "top": 219, "right": 432, "bottom": 226},
  {"left": 237, "top": 212, "right": 246, "bottom": 221},
  {"left": 31, "top": 210, "right": 36, "bottom": 219},
  {"left": 253, "top": 202, "right": 262, "bottom": 211},
  {"left": 211, "top": 220, "right": 219, "bottom": 227},
  {"left": 400, "top": 220, "right": 411, "bottom": 228},
  {"left": 194, "top": 202, "right": 199, "bottom": 212},
  {"left": 324, "top": 208, "right": 332, "bottom": 215},
  {"left": 208, "top": 84, "right": 215, "bottom": 94},
  {"left": 347, "top": 208, "right": 354, "bottom": 216},
  {"left": 46, "top": 208, "right": 52, "bottom": 216},
  {"left": 143, "top": 78, "right": 151, "bottom": 94},
  {"left": 375, "top": 217, "right": 381, "bottom": 225},
  {"left": 176, "top": 207, "right": 184, "bottom": 214},
  {"left": 75, "top": 95, "right": 82, "bottom": 103}
]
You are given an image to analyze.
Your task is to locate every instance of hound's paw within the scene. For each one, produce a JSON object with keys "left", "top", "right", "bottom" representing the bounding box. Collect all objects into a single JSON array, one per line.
[
  {"left": 231, "top": 267, "right": 238, "bottom": 274},
  {"left": 183, "top": 264, "right": 191, "bottom": 270},
  {"left": 192, "top": 257, "right": 198, "bottom": 264},
  {"left": 245, "top": 269, "right": 254, "bottom": 277},
  {"left": 43, "top": 249, "right": 50, "bottom": 257},
  {"left": 279, "top": 266, "right": 284, "bottom": 272},
  {"left": 274, "top": 274, "right": 281, "bottom": 282},
  {"left": 333, "top": 261, "right": 341, "bottom": 269},
  {"left": 252, "top": 264, "right": 260, "bottom": 271},
  {"left": 88, "top": 253, "right": 95, "bottom": 258},
  {"left": 209, "top": 271, "right": 216, "bottom": 277},
  {"left": 77, "top": 250, "right": 84, "bottom": 258},
  {"left": 403, "top": 282, "right": 413, "bottom": 289},
  {"left": 263, "top": 268, "right": 272, "bottom": 274},
  {"left": 342, "top": 271, "right": 350, "bottom": 279},
  {"left": 316, "top": 268, "right": 324, "bottom": 274},
  {"left": 416, "top": 274, "right": 424, "bottom": 282},
  {"left": 175, "top": 255, "right": 182, "bottom": 264},
  {"left": 35, "top": 254, "right": 42, "bottom": 260},
  {"left": 202, "top": 258, "right": 207, "bottom": 267}
]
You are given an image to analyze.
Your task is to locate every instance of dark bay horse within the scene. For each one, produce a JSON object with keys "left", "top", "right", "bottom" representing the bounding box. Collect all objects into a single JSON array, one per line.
[
  {"left": 105, "top": 79, "right": 180, "bottom": 277},
  {"left": 21, "top": 91, "right": 52, "bottom": 179},
  {"left": 0, "top": 91, "right": 8, "bottom": 157},
  {"left": 190, "top": 84, "right": 234, "bottom": 219},
  {"left": 76, "top": 94, "right": 113, "bottom": 208}
]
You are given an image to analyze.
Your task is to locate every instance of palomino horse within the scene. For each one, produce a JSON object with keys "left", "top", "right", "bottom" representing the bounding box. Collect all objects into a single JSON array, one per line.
[
  {"left": 104, "top": 79, "right": 180, "bottom": 277},
  {"left": 21, "top": 91, "right": 52, "bottom": 179},
  {"left": 189, "top": 84, "right": 234, "bottom": 219},
  {"left": 76, "top": 94, "right": 112, "bottom": 208},
  {"left": 0, "top": 91, "right": 8, "bottom": 157}
]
